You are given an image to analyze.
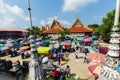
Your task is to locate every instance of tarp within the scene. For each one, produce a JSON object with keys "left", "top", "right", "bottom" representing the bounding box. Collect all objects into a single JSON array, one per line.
[
  {"left": 83, "top": 38, "right": 91, "bottom": 42},
  {"left": 0, "top": 46, "right": 9, "bottom": 51},
  {"left": 88, "top": 64, "right": 102, "bottom": 77},
  {"left": 37, "top": 47, "right": 52, "bottom": 55},
  {"left": 61, "top": 42, "right": 71, "bottom": 46},
  {"left": 91, "top": 36, "right": 98, "bottom": 40},
  {"left": 20, "top": 46, "right": 30, "bottom": 50},
  {"left": 0, "top": 44, "right": 3, "bottom": 47}
]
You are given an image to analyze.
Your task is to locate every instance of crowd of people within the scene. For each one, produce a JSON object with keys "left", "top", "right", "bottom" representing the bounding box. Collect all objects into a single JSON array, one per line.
[{"left": 52, "top": 65, "right": 71, "bottom": 80}]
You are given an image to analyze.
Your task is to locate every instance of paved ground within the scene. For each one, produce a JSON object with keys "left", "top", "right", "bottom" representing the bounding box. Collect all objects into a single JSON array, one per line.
[{"left": 0, "top": 47, "right": 97, "bottom": 80}]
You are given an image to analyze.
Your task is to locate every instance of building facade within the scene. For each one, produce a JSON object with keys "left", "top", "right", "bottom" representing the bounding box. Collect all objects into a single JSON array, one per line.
[
  {"left": 0, "top": 28, "right": 28, "bottom": 39},
  {"left": 43, "top": 20, "right": 63, "bottom": 39}
]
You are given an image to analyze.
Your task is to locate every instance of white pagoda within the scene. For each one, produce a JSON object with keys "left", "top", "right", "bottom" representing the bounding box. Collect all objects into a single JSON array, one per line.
[{"left": 98, "top": 0, "right": 120, "bottom": 80}]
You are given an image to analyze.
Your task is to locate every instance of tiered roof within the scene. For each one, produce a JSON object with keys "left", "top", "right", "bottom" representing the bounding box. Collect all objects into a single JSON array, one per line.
[
  {"left": 43, "top": 20, "right": 63, "bottom": 34},
  {"left": 69, "top": 17, "right": 93, "bottom": 33}
]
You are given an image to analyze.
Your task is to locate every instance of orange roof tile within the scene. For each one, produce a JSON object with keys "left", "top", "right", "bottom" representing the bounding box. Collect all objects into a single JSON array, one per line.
[
  {"left": 44, "top": 20, "right": 63, "bottom": 34},
  {"left": 69, "top": 17, "right": 93, "bottom": 33},
  {"left": 44, "top": 27, "right": 62, "bottom": 34},
  {"left": 69, "top": 25, "right": 93, "bottom": 33}
]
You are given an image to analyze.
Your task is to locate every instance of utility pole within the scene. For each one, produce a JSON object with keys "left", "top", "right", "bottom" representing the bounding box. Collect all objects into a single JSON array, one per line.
[{"left": 27, "top": 0, "right": 46, "bottom": 80}]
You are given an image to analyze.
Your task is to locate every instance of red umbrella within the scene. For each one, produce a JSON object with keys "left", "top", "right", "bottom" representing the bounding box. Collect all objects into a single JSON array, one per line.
[
  {"left": 87, "top": 53, "right": 105, "bottom": 64},
  {"left": 62, "top": 42, "right": 71, "bottom": 46},
  {"left": 88, "top": 64, "right": 102, "bottom": 77}
]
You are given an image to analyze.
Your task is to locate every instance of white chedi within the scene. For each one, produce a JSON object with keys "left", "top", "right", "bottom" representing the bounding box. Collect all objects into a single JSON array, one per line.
[
  {"left": 112, "top": 26, "right": 119, "bottom": 31},
  {"left": 111, "top": 32, "right": 120, "bottom": 37},
  {"left": 109, "top": 38, "right": 119, "bottom": 44},
  {"left": 108, "top": 44, "right": 119, "bottom": 50},
  {"left": 100, "top": 66, "right": 120, "bottom": 80},
  {"left": 107, "top": 50, "right": 119, "bottom": 57}
]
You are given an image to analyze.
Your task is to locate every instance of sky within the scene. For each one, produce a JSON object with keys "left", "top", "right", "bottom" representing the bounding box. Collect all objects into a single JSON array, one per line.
[{"left": 0, "top": 0, "right": 117, "bottom": 29}]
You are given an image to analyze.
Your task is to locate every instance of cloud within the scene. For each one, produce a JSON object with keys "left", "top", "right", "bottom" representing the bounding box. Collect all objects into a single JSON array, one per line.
[
  {"left": 62, "top": 0, "right": 98, "bottom": 12},
  {"left": 0, "top": 0, "right": 29, "bottom": 29},
  {"left": 40, "top": 16, "right": 71, "bottom": 27}
]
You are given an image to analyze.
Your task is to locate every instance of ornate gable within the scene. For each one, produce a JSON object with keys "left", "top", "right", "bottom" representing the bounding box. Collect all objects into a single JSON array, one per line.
[
  {"left": 72, "top": 17, "right": 83, "bottom": 27},
  {"left": 50, "top": 20, "right": 62, "bottom": 29}
]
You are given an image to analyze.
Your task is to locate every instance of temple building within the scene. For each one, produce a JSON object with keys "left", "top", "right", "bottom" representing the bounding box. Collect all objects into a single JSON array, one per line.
[
  {"left": 0, "top": 28, "right": 28, "bottom": 39},
  {"left": 43, "top": 20, "right": 64, "bottom": 39},
  {"left": 68, "top": 17, "right": 93, "bottom": 38},
  {"left": 43, "top": 17, "right": 93, "bottom": 39}
]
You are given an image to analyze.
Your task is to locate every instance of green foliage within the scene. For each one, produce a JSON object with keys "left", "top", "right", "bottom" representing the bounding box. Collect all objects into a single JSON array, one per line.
[
  {"left": 23, "top": 71, "right": 29, "bottom": 80},
  {"left": 26, "top": 26, "right": 43, "bottom": 37},
  {"left": 57, "top": 28, "right": 70, "bottom": 41},
  {"left": 90, "top": 10, "right": 120, "bottom": 42},
  {"left": 88, "top": 24, "right": 99, "bottom": 30},
  {"left": 99, "top": 10, "right": 115, "bottom": 42}
]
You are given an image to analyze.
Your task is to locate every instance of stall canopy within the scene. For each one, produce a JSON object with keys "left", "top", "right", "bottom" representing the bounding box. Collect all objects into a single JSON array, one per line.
[
  {"left": 87, "top": 53, "right": 105, "bottom": 64},
  {"left": 0, "top": 46, "right": 9, "bottom": 51},
  {"left": 37, "top": 47, "right": 52, "bottom": 55},
  {"left": 91, "top": 35, "right": 98, "bottom": 40},
  {"left": 83, "top": 38, "right": 91, "bottom": 43},
  {"left": 88, "top": 64, "right": 102, "bottom": 77},
  {"left": 77, "top": 36, "right": 83, "bottom": 41},
  {"left": 20, "top": 46, "right": 30, "bottom": 50},
  {"left": 61, "top": 42, "right": 71, "bottom": 46}
]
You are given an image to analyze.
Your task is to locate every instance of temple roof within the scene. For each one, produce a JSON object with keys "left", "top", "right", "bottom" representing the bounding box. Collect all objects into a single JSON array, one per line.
[
  {"left": 44, "top": 20, "right": 63, "bottom": 34},
  {"left": 69, "top": 17, "right": 93, "bottom": 33}
]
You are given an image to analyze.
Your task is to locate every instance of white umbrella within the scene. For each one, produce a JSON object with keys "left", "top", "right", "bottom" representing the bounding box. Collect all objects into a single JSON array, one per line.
[{"left": 42, "top": 57, "right": 49, "bottom": 63}]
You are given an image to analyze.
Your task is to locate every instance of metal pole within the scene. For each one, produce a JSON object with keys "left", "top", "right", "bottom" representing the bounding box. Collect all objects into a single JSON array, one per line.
[{"left": 27, "top": 0, "right": 33, "bottom": 30}]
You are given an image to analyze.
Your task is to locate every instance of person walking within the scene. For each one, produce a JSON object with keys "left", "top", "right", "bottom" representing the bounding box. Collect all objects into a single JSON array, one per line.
[
  {"left": 65, "top": 65, "right": 71, "bottom": 77},
  {"left": 57, "top": 54, "right": 61, "bottom": 65},
  {"left": 83, "top": 48, "right": 89, "bottom": 63},
  {"left": 75, "top": 46, "right": 79, "bottom": 59}
]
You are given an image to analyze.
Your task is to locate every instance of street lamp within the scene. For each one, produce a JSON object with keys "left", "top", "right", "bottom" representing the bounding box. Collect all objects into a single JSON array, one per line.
[{"left": 27, "top": 0, "right": 46, "bottom": 80}]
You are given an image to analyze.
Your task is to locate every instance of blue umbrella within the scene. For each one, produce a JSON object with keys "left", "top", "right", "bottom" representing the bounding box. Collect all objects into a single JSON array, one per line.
[
  {"left": 35, "top": 39, "right": 41, "bottom": 42},
  {"left": 77, "top": 36, "right": 83, "bottom": 41},
  {"left": 0, "top": 44, "right": 3, "bottom": 47},
  {"left": 0, "top": 46, "right": 9, "bottom": 51},
  {"left": 91, "top": 36, "right": 98, "bottom": 40},
  {"left": 116, "top": 65, "right": 120, "bottom": 72}
]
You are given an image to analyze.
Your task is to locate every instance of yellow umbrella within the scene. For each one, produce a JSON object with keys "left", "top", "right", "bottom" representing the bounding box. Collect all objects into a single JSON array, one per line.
[{"left": 37, "top": 47, "right": 51, "bottom": 55}]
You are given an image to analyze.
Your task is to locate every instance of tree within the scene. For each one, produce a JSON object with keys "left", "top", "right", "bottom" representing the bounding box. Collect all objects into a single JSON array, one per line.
[
  {"left": 26, "top": 26, "right": 43, "bottom": 37},
  {"left": 88, "top": 24, "right": 99, "bottom": 30},
  {"left": 57, "top": 28, "right": 70, "bottom": 41},
  {"left": 99, "top": 10, "right": 115, "bottom": 42},
  {"left": 88, "top": 24, "right": 100, "bottom": 36},
  {"left": 93, "top": 10, "right": 120, "bottom": 42}
]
